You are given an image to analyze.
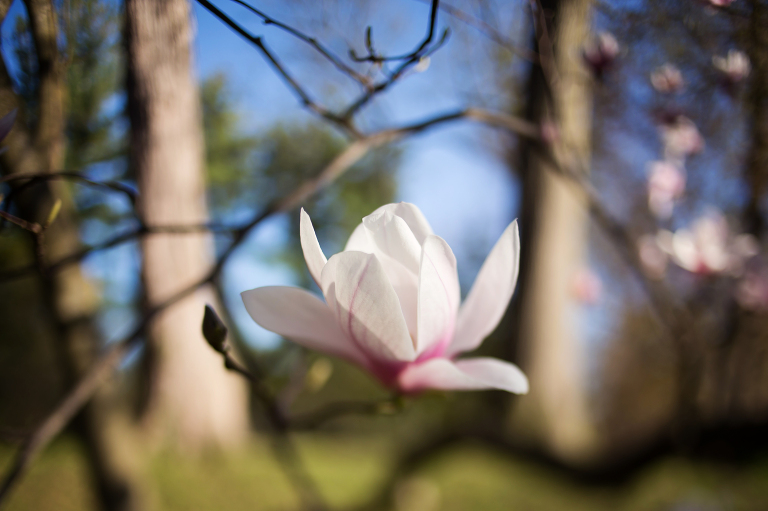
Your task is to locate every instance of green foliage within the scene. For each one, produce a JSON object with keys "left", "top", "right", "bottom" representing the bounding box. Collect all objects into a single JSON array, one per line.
[
  {"left": 202, "top": 73, "right": 260, "bottom": 210},
  {"left": 62, "top": 0, "right": 123, "bottom": 169}
]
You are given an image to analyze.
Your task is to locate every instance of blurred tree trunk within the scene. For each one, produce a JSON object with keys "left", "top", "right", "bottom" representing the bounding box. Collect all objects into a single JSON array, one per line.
[
  {"left": 699, "top": 0, "right": 768, "bottom": 424},
  {"left": 508, "top": 0, "right": 598, "bottom": 465},
  {"left": 125, "top": 0, "right": 249, "bottom": 449},
  {"left": 0, "top": 2, "right": 137, "bottom": 510}
]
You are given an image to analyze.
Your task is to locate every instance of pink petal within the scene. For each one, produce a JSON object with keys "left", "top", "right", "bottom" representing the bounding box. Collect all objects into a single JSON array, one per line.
[
  {"left": 398, "top": 357, "right": 528, "bottom": 394},
  {"left": 416, "top": 235, "right": 460, "bottom": 355},
  {"left": 241, "top": 286, "right": 365, "bottom": 365},
  {"left": 322, "top": 251, "right": 416, "bottom": 362},
  {"left": 300, "top": 209, "right": 327, "bottom": 287},
  {"left": 449, "top": 221, "right": 520, "bottom": 356}
]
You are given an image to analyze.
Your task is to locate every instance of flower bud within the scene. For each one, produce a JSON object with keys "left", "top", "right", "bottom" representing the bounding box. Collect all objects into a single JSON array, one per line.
[{"left": 202, "top": 304, "right": 229, "bottom": 354}]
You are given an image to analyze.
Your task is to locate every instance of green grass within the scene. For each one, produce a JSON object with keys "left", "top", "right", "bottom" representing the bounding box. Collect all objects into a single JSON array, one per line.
[{"left": 2, "top": 435, "right": 768, "bottom": 511}]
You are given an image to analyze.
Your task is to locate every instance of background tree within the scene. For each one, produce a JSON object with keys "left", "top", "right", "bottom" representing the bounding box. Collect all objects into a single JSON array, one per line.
[{"left": 125, "top": 0, "right": 249, "bottom": 449}]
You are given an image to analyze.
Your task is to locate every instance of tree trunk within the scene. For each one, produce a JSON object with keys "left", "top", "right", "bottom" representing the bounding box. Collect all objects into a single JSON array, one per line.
[
  {"left": 508, "top": 0, "right": 598, "bottom": 465},
  {"left": 698, "top": 0, "right": 768, "bottom": 425},
  {"left": 125, "top": 0, "right": 249, "bottom": 449},
  {"left": 0, "top": 2, "right": 138, "bottom": 510}
]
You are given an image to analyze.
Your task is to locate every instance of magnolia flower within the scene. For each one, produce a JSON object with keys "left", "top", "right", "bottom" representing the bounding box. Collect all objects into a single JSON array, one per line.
[
  {"left": 660, "top": 116, "right": 704, "bottom": 165},
  {"left": 583, "top": 32, "right": 619, "bottom": 76},
  {"left": 647, "top": 160, "right": 686, "bottom": 219},
  {"left": 664, "top": 211, "right": 757, "bottom": 276},
  {"left": 650, "top": 64, "right": 685, "bottom": 94},
  {"left": 242, "top": 203, "right": 528, "bottom": 394},
  {"left": 713, "top": 50, "right": 750, "bottom": 84}
]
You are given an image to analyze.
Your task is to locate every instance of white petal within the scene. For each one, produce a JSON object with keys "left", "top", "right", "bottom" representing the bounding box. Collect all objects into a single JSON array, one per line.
[
  {"left": 449, "top": 221, "right": 520, "bottom": 356},
  {"left": 322, "top": 251, "right": 416, "bottom": 362},
  {"left": 300, "top": 209, "right": 327, "bottom": 287},
  {"left": 392, "top": 202, "right": 433, "bottom": 245},
  {"left": 241, "top": 286, "right": 365, "bottom": 365},
  {"left": 363, "top": 203, "right": 433, "bottom": 246},
  {"left": 397, "top": 357, "right": 528, "bottom": 394},
  {"left": 362, "top": 210, "right": 422, "bottom": 273},
  {"left": 416, "top": 235, "right": 460, "bottom": 355},
  {"left": 344, "top": 218, "right": 419, "bottom": 337},
  {"left": 344, "top": 223, "right": 373, "bottom": 252}
]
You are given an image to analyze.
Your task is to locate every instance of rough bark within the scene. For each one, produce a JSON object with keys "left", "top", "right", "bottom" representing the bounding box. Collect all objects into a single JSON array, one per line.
[
  {"left": 0, "top": 3, "right": 137, "bottom": 510},
  {"left": 125, "top": 0, "right": 249, "bottom": 449},
  {"left": 508, "top": 0, "right": 598, "bottom": 465}
]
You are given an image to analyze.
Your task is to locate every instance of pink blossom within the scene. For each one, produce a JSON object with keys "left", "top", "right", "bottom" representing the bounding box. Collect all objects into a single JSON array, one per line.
[
  {"left": 583, "top": 32, "right": 619, "bottom": 76},
  {"left": 650, "top": 64, "right": 685, "bottom": 94},
  {"left": 647, "top": 160, "right": 686, "bottom": 219},
  {"left": 713, "top": 50, "right": 751, "bottom": 84},
  {"left": 708, "top": 0, "right": 736, "bottom": 6},
  {"left": 736, "top": 263, "right": 768, "bottom": 312},
  {"left": 665, "top": 211, "right": 757, "bottom": 276},
  {"left": 571, "top": 268, "right": 602, "bottom": 305},
  {"left": 660, "top": 116, "right": 704, "bottom": 164},
  {"left": 242, "top": 203, "right": 528, "bottom": 394}
]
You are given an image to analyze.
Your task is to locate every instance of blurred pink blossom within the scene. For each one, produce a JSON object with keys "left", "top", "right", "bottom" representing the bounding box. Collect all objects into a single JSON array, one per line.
[
  {"left": 583, "top": 32, "right": 619, "bottom": 76},
  {"left": 660, "top": 116, "right": 704, "bottom": 164},
  {"left": 713, "top": 50, "right": 751, "bottom": 83},
  {"left": 242, "top": 203, "right": 529, "bottom": 394},
  {"left": 647, "top": 160, "right": 686, "bottom": 219},
  {"left": 708, "top": 0, "right": 736, "bottom": 6},
  {"left": 571, "top": 268, "right": 602, "bottom": 305},
  {"left": 664, "top": 211, "right": 758, "bottom": 276},
  {"left": 736, "top": 264, "right": 768, "bottom": 312},
  {"left": 650, "top": 64, "right": 685, "bottom": 93}
]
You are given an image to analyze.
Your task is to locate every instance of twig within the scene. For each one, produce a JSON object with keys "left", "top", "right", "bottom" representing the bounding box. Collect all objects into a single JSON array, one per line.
[
  {"left": 0, "top": 130, "right": 390, "bottom": 507},
  {"left": 350, "top": 0, "right": 441, "bottom": 62},
  {"left": 225, "top": 0, "right": 371, "bottom": 88},
  {"left": 195, "top": 0, "right": 358, "bottom": 138},
  {"left": 0, "top": 223, "right": 235, "bottom": 283},
  {"left": 418, "top": 0, "right": 539, "bottom": 62}
]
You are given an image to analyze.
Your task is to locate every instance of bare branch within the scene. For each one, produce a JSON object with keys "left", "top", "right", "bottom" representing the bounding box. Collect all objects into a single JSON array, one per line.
[
  {"left": 195, "top": 0, "right": 358, "bottom": 137},
  {"left": 350, "top": 0, "right": 442, "bottom": 62},
  {"left": 225, "top": 0, "right": 371, "bottom": 88}
]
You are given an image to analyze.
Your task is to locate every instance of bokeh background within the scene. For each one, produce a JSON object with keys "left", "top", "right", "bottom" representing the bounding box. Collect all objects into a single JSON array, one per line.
[{"left": 1, "top": 0, "right": 768, "bottom": 510}]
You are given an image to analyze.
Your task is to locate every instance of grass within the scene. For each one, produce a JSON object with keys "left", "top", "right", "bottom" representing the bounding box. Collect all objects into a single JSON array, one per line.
[{"left": 2, "top": 435, "right": 768, "bottom": 511}]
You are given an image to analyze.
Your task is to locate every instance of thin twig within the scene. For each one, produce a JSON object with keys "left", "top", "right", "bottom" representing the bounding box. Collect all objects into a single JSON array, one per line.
[
  {"left": 195, "top": 0, "right": 358, "bottom": 138},
  {"left": 0, "top": 131, "right": 388, "bottom": 507},
  {"left": 419, "top": 0, "right": 539, "bottom": 62},
  {"left": 225, "top": 0, "right": 371, "bottom": 87},
  {"left": 350, "top": 0, "right": 440, "bottom": 62}
]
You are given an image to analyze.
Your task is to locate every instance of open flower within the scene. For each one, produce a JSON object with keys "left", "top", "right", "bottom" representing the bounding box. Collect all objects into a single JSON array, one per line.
[
  {"left": 650, "top": 64, "right": 684, "bottom": 94},
  {"left": 713, "top": 50, "right": 750, "bottom": 84},
  {"left": 242, "top": 203, "right": 528, "bottom": 394},
  {"left": 664, "top": 211, "right": 757, "bottom": 276},
  {"left": 583, "top": 32, "right": 619, "bottom": 76}
]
